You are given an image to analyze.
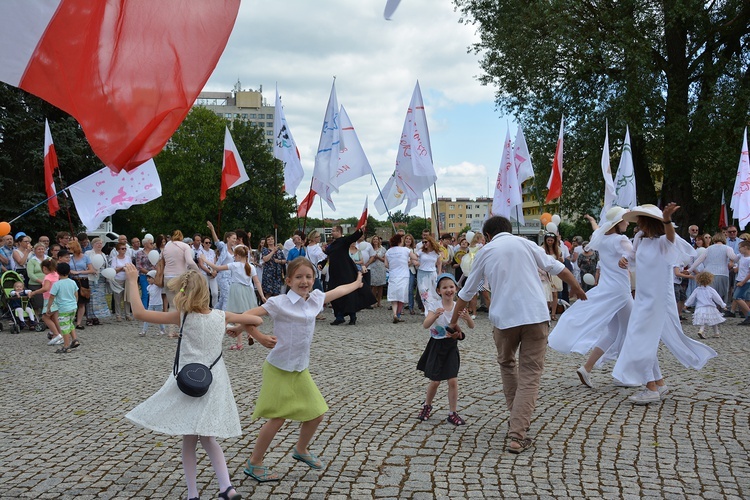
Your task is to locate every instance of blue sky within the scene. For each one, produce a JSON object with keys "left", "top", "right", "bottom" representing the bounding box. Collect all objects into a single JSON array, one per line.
[{"left": 203, "top": 0, "right": 526, "bottom": 220}]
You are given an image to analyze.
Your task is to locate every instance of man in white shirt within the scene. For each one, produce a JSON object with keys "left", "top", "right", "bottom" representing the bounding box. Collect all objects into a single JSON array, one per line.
[{"left": 449, "top": 216, "right": 586, "bottom": 454}]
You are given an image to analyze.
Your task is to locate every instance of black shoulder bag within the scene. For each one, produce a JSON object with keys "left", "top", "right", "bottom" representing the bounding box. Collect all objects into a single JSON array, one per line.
[{"left": 173, "top": 313, "right": 222, "bottom": 397}]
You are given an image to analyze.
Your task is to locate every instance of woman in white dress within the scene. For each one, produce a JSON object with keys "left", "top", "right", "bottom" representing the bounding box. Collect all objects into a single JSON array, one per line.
[
  {"left": 414, "top": 235, "right": 442, "bottom": 312},
  {"left": 612, "top": 204, "right": 717, "bottom": 405},
  {"left": 385, "top": 234, "right": 411, "bottom": 323},
  {"left": 548, "top": 208, "right": 634, "bottom": 389},
  {"left": 123, "top": 265, "right": 262, "bottom": 500}
]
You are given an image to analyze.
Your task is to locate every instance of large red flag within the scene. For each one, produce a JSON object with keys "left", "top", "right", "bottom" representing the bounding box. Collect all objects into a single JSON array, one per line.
[
  {"left": 545, "top": 116, "right": 564, "bottom": 203},
  {"left": 356, "top": 196, "right": 369, "bottom": 230},
  {"left": 297, "top": 189, "right": 317, "bottom": 218},
  {"left": 220, "top": 127, "right": 249, "bottom": 201},
  {"left": 0, "top": 1, "right": 240, "bottom": 173},
  {"left": 44, "top": 119, "right": 60, "bottom": 216}
]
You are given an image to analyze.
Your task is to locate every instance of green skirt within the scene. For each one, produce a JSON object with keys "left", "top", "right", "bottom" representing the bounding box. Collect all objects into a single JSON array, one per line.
[{"left": 252, "top": 361, "right": 329, "bottom": 422}]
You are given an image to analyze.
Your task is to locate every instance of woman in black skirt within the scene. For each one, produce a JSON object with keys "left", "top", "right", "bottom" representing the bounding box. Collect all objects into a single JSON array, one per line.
[{"left": 416, "top": 273, "right": 474, "bottom": 425}]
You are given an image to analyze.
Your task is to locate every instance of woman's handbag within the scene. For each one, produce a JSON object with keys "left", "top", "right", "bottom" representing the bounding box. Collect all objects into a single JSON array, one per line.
[
  {"left": 173, "top": 314, "right": 222, "bottom": 397},
  {"left": 77, "top": 282, "right": 91, "bottom": 299}
]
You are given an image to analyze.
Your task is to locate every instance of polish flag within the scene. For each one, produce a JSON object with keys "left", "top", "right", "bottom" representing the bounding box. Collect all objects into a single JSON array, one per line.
[
  {"left": 297, "top": 189, "right": 317, "bottom": 218},
  {"left": 356, "top": 197, "right": 369, "bottom": 230},
  {"left": 0, "top": 0, "right": 240, "bottom": 173},
  {"left": 719, "top": 191, "right": 728, "bottom": 229},
  {"left": 220, "top": 127, "right": 249, "bottom": 201},
  {"left": 545, "top": 116, "right": 564, "bottom": 203},
  {"left": 44, "top": 119, "right": 60, "bottom": 216}
]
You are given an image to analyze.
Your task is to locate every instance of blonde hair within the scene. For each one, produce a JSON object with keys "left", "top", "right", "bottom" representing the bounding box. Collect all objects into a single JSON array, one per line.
[
  {"left": 695, "top": 271, "right": 714, "bottom": 287},
  {"left": 171, "top": 229, "right": 184, "bottom": 242},
  {"left": 168, "top": 270, "right": 209, "bottom": 313}
]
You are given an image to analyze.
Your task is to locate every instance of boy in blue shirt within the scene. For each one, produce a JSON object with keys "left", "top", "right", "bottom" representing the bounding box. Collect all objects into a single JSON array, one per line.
[{"left": 47, "top": 262, "right": 81, "bottom": 353}]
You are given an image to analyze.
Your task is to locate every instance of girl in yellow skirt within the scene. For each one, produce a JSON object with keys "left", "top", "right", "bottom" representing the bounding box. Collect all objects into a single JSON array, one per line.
[{"left": 236, "top": 257, "right": 363, "bottom": 482}]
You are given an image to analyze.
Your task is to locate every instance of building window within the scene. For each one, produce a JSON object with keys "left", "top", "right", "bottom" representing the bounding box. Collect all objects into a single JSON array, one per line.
[
  {"left": 241, "top": 113, "right": 248, "bottom": 119},
  {"left": 266, "top": 114, "right": 273, "bottom": 119},
  {"left": 458, "top": 214, "right": 463, "bottom": 218},
  {"left": 467, "top": 214, "right": 472, "bottom": 219},
  {"left": 475, "top": 204, "right": 481, "bottom": 209},
  {"left": 449, "top": 204, "right": 455, "bottom": 210},
  {"left": 458, "top": 204, "right": 462, "bottom": 209},
  {"left": 449, "top": 223, "right": 455, "bottom": 228},
  {"left": 267, "top": 122, "right": 274, "bottom": 128},
  {"left": 266, "top": 130, "right": 273, "bottom": 135},
  {"left": 224, "top": 113, "right": 232, "bottom": 118},
  {"left": 448, "top": 214, "right": 455, "bottom": 219}
]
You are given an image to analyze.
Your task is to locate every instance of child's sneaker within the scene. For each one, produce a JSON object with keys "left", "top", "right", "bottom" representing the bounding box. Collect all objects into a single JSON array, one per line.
[
  {"left": 139, "top": 331, "right": 147, "bottom": 337},
  {"left": 417, "top": 404, "right": 432, "bottom": 421},
  {"left": 48, "top": 334, "right": 63, "bottom": 345},
  {"left": 446, "top": 412, "right": 466, "bottom": 426}
]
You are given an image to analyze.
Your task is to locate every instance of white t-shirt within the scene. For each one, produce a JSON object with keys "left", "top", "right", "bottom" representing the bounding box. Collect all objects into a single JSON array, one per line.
[
  {"left": 357, "top": 241, "right": 375, "bottom": 265},
  {"left": 227, "top": 261, "right": 256, "bottom": 288},
  {"left": 386, "top": 246, "right": 411, "bottom": 278},
  {"left": 417, "top": 250, "right": 439, "bottom": 272},
  {"left": 147, "top": 283, "right": 163, "bottom": 307}
]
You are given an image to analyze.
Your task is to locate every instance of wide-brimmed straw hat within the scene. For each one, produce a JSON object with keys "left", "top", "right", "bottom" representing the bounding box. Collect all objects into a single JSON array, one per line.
[
  {"left": 622, "top": 204, "right": 663, "bottom": 223},
  {"left": 600, "top": 206, "right": 629, "bottom": 233}
]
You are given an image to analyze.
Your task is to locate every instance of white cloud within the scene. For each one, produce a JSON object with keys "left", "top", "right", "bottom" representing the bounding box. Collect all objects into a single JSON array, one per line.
[{"left": 204, "top": 0, "right": 500, "bottom": 220}]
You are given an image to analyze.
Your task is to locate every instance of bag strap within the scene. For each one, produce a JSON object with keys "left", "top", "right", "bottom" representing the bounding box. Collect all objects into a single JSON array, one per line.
[{"left": 173, "top": 312, "right": 223, "bottom": 376}]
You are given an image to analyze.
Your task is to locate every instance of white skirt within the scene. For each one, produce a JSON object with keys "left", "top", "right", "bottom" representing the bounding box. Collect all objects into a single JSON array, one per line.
[
  {"left": 692, "top": 305, "right": 725, "bottom": 327},
  {"left": 387, "top": 275, "right": 409, "bottom": 303}
]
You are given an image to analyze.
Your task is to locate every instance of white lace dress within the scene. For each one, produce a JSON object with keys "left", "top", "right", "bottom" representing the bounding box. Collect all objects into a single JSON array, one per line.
[{"left": 126, "top": 309, "right": 241, "bottom": 438}]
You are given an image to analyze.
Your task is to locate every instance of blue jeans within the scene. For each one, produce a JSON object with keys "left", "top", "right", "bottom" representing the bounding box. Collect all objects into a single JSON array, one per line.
[{"left": 138, "top": 274, "right": 149, "bottom": 308}]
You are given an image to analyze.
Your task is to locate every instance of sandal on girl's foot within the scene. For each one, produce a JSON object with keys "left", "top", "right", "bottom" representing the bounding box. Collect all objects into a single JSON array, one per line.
[
  {"left": 76, "top": 323, "right": 85, "bottom": 330},
  {"left": 218, "top": 485, "right": 241, "bottom": 500},
  {"left": 55, "top": 347, "right": 70, "bottom": 354},
  {"left": 393, "top": 316, "right": 399, "bottom": 324},
  {"left": 86, "top": 319, "right": 93, "bottom": 326},
  {"left": 417, "top": 403, "right": 432, "bottom": 421},
  {"left": 507, "top": 437, "right": 533, "bottom": 454},
  {"left": 698, "top": 332, "right": 706, "bottom": 339},
  {"left": 243, "top": 463, "right": 280, "bottom": 482},
  {"left": 446, "top": 412, "right": 465, "bottom": 426},
  {"left": 92, "top": 318, "right": 100, "bottom": 325},
  {"left": 292, "top": 450, "right": 323, "bottom": 470},
  {"left": 69, "top": 339, "right": 81, "bottom": 349}
]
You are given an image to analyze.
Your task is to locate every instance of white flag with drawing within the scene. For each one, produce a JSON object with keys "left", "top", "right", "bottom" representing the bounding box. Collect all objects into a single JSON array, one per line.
[{"left": 70, "top": 159, "right": 162, "bottom": 231}]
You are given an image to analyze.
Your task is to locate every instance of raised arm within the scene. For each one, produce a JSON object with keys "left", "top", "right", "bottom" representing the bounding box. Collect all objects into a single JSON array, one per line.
[
  {"left": 661, "top": 202, "right": 678, "bottom": 243},
  {"left": 206, "top": 220, "right": 220, "bottom": 244},
  {"left": 124, "top": 264, "right": 180, "bottom": 324}
]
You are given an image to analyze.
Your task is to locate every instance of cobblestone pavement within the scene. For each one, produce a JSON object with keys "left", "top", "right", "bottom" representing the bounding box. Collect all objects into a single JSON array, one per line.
[{"left": 1, "top": 306, "right": 748, "bottom": 499}]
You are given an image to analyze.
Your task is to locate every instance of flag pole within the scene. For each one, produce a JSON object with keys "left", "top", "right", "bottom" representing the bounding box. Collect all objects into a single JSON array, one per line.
[
  {"left": 9, "top": 187, "right": 71, "bottom": 224},
  {"left": 370, "top": 173, "right": 397, "bottom": 233},
  {"left": 514, "top": 205, "right": 521, "bottom": 235},
  {"left": 54, "top": 168, "right": 76, "bottom": 235}
]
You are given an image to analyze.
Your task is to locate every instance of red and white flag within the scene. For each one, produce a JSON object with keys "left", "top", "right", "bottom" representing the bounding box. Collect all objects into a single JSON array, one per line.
[
  {"left": 297, "top": 188, "right": 317, "bottom": 218},
  {"left": 731, "top": 127, "right": 750, "bottom": 229},
  {"left": 69, "top": 159, "right": 162, "bottom": 232},
  {"left": 545, "top": 116, "right": 564, "bottom": 204},
  {"left": 220, "top": 127, "right": 249, "bottom": 201},
  {"left": 274, "top": 86, "right": 304, "bottom": 196},
  {"left": 492, "top": 129, "right": 520, "bottom": 220},
  {"left": 375, "top": 81, "right": 436, "bottom": 215},
  {"left": 0, "top": 0, "right": 239, "bottom": 173},
  {"left": 44, "top": 119, "right": 60, "bottom": 216},
  {"left": 719, "top": 191, "right": 729, "bottom": 229},
  {"left": 356, "top": 197, "right": 369, "bottom": 230}
]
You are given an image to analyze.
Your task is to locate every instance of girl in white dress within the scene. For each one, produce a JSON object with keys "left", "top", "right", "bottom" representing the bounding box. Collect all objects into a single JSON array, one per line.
[
  {"left": 123, "top": 264, "right": 262, "bottom": 500},
  {"left": 548, "top": 208, "right": 634, "bottom": 389},
  {"left": 612, "top": 203, "right": 717, "bottom": 405},
  {"left": 202, "top": 246, "right": 265, "bottom": 350},
  {"left": 685, "top": 271, "right": 726, "bottom": 339}
]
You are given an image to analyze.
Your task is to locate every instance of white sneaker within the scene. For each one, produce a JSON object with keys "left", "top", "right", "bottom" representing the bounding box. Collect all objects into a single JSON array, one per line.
[
  {"left": 139, "top": 331, "right": 147, "bottom": 337},
  {"left": 576, "top": 366, "right": 595, "bottom": 388},
  {"left": 628, "top": 389, "right": 661, "bottom": 405},
  {"left": 48, "top": 334, "right": 63, "bottom": 345},
  {"left": 657, "top": 385, "right": 669, "bottom": 400}
]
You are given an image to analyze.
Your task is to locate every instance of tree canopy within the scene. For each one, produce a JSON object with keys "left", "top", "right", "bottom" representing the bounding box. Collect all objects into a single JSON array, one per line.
[{"left": 455, "top": 0, "right": 750, "bottom": 232}]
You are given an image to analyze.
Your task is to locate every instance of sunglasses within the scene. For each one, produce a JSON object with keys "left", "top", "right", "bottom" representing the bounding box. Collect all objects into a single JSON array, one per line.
[{"left": 203, "top": 241, "right": 211, "bottom": 244}]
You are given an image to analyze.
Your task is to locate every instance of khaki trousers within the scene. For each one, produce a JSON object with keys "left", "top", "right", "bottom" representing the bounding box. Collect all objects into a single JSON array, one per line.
[{"left": 493, "top": 321, "right": 548, "bottom": 440}]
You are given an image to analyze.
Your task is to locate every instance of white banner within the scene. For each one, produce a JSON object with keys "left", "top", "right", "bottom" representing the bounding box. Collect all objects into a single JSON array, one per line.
[
  {"left": 613, "top": 125, "right": 637, "bottom": 209},
  {"left": 731, "top": 127, "right": 750, "bottom": 229},
  {"left": 311, "top": 81, "right": 339, "bottom": 210},
  {"left": 274, "top": 86, "right": 304, "bottom": 196},
  {"left": 70, "top": 160, "right": 162, "bottom": 232}
]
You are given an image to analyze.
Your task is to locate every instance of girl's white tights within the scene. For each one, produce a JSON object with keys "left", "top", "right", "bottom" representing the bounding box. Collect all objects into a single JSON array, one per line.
[{"left": 182, "top": 435, "right": 232, "bottom": 498}]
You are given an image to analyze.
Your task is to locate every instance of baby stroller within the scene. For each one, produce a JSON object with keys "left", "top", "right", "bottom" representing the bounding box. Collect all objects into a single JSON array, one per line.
[{"left": 2, "top": 270, "right": 44, "bottom": 334}]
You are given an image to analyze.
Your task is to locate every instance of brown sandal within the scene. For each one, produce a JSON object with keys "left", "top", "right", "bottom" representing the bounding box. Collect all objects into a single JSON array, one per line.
[{"left": 507, "top": 437, "right": 533, "bottom": 454}]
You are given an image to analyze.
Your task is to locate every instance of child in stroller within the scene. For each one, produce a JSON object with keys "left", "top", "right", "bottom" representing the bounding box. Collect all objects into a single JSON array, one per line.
[{"left": 3, "top": 271, "right": 37, "bottom": 333}]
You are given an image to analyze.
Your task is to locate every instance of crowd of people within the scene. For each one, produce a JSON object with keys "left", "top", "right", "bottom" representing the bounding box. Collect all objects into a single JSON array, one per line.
[{"left": 1, "top": 210, "right": 736, "bottom": 495}]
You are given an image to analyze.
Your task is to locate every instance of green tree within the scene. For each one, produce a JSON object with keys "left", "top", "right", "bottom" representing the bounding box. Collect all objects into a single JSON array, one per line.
[
  {"left": 455, "top": 0, "right": 750, "bottom": 233},
  {"left": 0, "top": 83, "right": 101, "bottom": 237},
  {"left": 117, "top": 107, "right": 295, "bottom": 241}
]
